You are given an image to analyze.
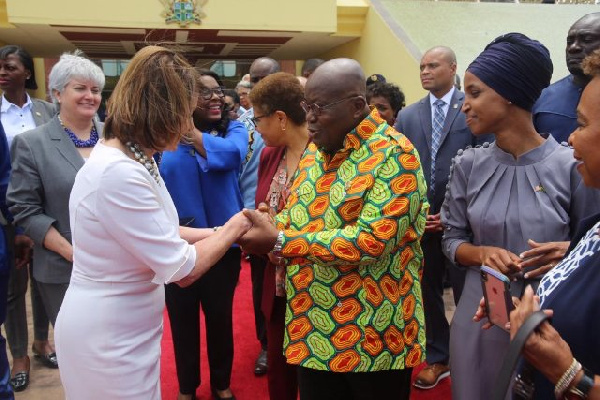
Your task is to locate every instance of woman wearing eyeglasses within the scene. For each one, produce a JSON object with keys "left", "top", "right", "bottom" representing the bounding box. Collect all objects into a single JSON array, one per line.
[
  {"left": 247, "top": 72, "right": 308, "bottom": 400},
  {"left": 159, "top": 69, "right": 248, "bottom": 400}
]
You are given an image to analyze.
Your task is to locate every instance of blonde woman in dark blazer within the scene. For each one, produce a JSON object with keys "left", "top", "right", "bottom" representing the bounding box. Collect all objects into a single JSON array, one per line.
[
  {"left": 0, "top": 44, "right": 55, "bottom": 391},
  {"left": 6, "top": 52, "right": 104, "bottom": 388}
]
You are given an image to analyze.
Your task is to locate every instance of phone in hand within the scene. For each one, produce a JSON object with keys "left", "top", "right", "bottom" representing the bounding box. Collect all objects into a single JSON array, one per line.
[{"left": 480, "top": 265, "right": 515, "bottom": 331}]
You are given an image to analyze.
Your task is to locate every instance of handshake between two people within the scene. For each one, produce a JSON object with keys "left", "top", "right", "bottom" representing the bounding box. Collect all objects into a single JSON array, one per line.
[{"left": 226, "top": 202, "right": 281, "bottom": 255}]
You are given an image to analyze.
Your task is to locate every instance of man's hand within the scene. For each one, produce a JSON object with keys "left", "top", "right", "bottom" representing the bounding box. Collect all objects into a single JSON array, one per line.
[
  {"left": 425, "top": 213, "right": 443, "bottom": 233},
  {"left": 14, "top": 235, "right": 33, "bottom": 269},
  {"left": 238, "top": 209, "right": 279, "bottom": 255}
]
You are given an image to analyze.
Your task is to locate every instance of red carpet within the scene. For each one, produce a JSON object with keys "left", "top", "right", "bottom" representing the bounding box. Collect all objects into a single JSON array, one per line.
[{"left": 160, "top": 261, "right": 452, "bottom": 400}]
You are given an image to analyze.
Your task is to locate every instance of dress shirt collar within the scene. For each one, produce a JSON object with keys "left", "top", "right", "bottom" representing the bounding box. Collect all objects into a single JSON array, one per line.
[
  {"left": 429, "top": 86, "right": 455, "bottom": 108},
  {"left": 1, "top": 93, "right": 32, "bottom": 113}
]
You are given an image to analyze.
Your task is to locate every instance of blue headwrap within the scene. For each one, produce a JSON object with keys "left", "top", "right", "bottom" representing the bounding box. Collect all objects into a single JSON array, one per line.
[{"left": 467, "top": 33, "right": 553, "bottom": 111}]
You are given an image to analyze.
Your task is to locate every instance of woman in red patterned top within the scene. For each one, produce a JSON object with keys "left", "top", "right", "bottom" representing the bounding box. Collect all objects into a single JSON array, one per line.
[{"left": 250, "top": 72, "right": 309, "bottom": 400}]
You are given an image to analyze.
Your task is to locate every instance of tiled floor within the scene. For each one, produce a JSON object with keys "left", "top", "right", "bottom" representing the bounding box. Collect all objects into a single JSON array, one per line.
[{"left": 7, "top": 289, "right": 457, "bottom": 399}]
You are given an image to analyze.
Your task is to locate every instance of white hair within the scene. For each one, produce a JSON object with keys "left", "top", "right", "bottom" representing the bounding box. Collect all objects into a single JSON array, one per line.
[
  {"left": 236, "top": 80, "right": 252, "bottom": 90},
  {"left": 48, "top": 50, "right": 106, "bottom": 106}
]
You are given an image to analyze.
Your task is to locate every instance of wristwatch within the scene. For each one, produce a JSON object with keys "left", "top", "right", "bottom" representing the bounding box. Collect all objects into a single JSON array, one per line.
[
  {"left": 568, "top": 368, "right": 595, "bottom": 399},
  {"left": 272, "top": 230, "right": 284, "bottom": 257}
]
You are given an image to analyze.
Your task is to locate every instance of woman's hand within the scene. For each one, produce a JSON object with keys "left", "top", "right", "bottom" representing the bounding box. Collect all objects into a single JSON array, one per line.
[
  {"left": 509, "top": 286, "right": 571, "bottom": 384},
  {"left": 479, "top": 246, "right": 522, "bottom": 275},
  {"left": 473, "top": 295, "right": 520, "bottom": 330},
  {"left": 223, "top": 210, "right": 253, "bottom": 239},
  {"left": 473, "top": 296, "right": 496, "bottom": 330},
  {"left": 43, "top": 227, "right": 73, "bottom": 262},
  {"left": 518, "top": 239, "right": 569, "bottom": 279}
]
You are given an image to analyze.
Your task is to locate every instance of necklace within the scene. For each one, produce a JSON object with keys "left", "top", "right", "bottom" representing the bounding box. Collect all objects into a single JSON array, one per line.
[
  {"left": 58, "top": 115, "right": 99, "bottom": 148},
  {"left": 126, "top": 141, "right": 161, "bottom": 185}
]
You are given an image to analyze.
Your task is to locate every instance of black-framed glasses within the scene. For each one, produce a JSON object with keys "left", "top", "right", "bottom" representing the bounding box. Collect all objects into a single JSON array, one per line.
[
  {"left": 300, "top": 95, "right": 364, "bottom": 117},
  {"left": 251, "top": 112, "right": 273, "bottom": 125},
  {"left": 199, "top": 86, "right": 225, "bottom": 100}
]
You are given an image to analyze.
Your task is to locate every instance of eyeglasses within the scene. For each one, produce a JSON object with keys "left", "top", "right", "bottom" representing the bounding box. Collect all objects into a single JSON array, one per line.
[
  {"left": 199, "top": 87, "right": 225, "bottom": 100},
  {"left": 251, "top": 112, "right": 272, "bottom": 125},
  {"left": 300, "top": 95, "right": 363, "bottom": 117}
]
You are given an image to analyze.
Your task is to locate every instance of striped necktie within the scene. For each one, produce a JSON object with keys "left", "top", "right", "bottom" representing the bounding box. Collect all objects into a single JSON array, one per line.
[{"left": 430, "top": 99, "right": 446, "bottom": 193}]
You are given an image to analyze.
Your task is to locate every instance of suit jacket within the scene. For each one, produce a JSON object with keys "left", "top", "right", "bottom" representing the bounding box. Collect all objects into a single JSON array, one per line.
[
  {"left": 394, "top": 90, "right": 492, "bottom": 215},
  {"left": 31, "top": 98, "right": 56, "bottom": 126},
  {"left": 6, "top": 116, "right": 103, "bottom": 284}
]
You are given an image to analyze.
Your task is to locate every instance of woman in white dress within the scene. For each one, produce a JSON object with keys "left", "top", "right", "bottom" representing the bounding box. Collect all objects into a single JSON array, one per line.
[{"left": 54, "top": 45, "right": 252, "bottom": 400}]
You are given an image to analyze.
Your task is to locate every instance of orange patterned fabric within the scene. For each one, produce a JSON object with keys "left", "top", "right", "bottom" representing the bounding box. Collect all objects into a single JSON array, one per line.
[{"left": 275, "top": 109, "right": 429, "bottom": 372}]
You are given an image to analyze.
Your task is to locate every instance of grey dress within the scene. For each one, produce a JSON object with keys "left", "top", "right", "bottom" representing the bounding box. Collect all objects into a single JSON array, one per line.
[{"left": 441, "top": 137, "right": 600, "bottom": 400}]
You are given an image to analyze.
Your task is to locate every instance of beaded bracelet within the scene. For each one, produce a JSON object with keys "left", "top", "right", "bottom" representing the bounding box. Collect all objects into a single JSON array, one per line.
[{"left": 555, "top": 358, "right": 582, "bottom": 399}]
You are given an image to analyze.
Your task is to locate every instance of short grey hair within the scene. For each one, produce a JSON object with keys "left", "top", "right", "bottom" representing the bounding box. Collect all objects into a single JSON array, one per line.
[
  {"left": 236, "top": 80, "right": 252, "bottom": 90},
  {"left": 48, "top": 51, "right": 105, "bottom": 106}
]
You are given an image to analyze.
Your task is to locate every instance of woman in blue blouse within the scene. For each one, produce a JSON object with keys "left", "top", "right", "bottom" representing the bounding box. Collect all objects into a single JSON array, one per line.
[{"left": 160, "top": 69, "right": 248, "bottom": 400}]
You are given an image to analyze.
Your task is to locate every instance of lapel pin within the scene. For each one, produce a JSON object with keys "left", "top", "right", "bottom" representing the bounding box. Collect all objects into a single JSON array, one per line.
[
  {"left": 452, "top": 104, "right": 458, "bottom": 109},
  {"left": 35, "top": 112, "right": 41, "bottom": 116}
]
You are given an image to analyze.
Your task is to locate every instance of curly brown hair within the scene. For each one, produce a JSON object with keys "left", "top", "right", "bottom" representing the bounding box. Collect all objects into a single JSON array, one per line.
[
  {"left": 249, "top": 72, "right": 305, "bottom": 125},
  {"left": 104, "top": 46, "right": 197, "bottom": 151},
  {"left": 583, "top": 49, "right": 600, "bottom": 77}
]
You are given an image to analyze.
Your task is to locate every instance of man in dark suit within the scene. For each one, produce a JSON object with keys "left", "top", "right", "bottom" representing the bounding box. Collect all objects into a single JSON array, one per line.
[{"left": 394, "top": 46, "right": 490, "bottom": 390}]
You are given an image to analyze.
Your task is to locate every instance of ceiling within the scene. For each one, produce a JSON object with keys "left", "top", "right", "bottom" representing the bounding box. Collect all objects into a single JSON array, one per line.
[{"left": 0, "top": 23, "right": 359, "bottom": 62}]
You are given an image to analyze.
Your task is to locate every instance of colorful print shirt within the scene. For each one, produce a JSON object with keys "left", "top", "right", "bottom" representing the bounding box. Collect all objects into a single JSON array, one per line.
[{"left": 275, "top": 109, "right": 429, "bottom": 372}]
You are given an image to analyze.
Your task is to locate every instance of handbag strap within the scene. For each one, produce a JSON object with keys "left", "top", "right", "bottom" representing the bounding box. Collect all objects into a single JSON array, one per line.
[{"left": 493, "top": 310, "right": 550, "bottom": 400}]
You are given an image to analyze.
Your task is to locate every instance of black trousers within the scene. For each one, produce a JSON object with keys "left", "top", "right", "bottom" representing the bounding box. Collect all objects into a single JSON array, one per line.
[
  {"left": 165, "top": 247, "right": 241, "bottom": 394},
  {"left": 297, "top": 367, "right": 412, "bottom": 400},
  {"left": 266, "top": 297, "right": 297, "bottom": 400},
  {"left": 421, "top": 233, "right": 452, "bottom": 365},
  {"left": 249, "top": 254, "right": 267, "bottom": 350},
  {"left": 0, "top": 273, "right": 13, "bottom": 399}
]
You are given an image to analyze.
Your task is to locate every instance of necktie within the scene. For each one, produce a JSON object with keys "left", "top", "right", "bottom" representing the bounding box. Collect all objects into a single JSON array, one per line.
[{"left": 430, "top": 99, "right": 446, "bottom": 193}]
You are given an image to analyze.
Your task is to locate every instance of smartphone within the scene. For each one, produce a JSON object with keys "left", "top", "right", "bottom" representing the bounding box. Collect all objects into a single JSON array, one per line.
[{"left": 480, "top": 266, "right": 514, "bottom": 331}]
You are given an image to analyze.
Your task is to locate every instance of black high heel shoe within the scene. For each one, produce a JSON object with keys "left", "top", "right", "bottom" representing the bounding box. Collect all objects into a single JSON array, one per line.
[
  {"left": 211, "top": 387, "right": 236, "bottom": 400},
  {"left": 32, "top": 345, "right": 59, "bottom": 369}
]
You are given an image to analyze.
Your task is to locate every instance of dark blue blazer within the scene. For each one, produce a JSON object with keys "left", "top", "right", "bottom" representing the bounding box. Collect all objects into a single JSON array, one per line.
[
  {"left": 394, "top": 90, "right": 492, "bottom": 214},
  {"left": 0, "top": 122, "right": 10, "bottom": 275}
]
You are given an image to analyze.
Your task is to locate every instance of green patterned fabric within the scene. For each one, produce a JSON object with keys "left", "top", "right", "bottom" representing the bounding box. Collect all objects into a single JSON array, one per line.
[{"left": 274, "top": 109, "right": 429, "bottom": 372}]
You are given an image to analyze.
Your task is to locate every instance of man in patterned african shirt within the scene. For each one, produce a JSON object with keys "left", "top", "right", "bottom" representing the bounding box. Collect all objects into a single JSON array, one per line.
[{"left": 240, "top": 58, "right": 429, "bottom": 400}]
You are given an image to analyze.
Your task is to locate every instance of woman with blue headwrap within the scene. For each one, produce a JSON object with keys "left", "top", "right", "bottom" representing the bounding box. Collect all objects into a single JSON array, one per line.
[{"left": 440, "top": 33, "right": 600, "bottom": 400}]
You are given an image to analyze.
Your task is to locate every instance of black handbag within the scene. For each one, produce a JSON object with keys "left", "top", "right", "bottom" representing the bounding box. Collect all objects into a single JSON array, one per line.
[{"left": 493, "top": 311, "right": 551, "bottom": 400}]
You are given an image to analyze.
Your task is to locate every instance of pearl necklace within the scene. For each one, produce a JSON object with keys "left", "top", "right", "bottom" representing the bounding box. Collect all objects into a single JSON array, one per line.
[
  {"left": 58, "top": 115, "right": 99, "bottom": 148},
  {"left": 126, "top": 141, "right": 160, "bottom": 185}
]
